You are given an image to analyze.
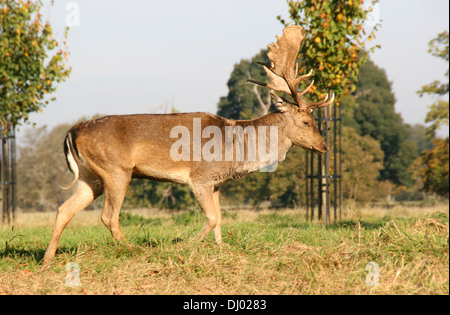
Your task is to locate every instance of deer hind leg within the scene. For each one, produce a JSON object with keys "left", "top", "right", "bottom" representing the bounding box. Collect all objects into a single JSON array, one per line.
[
  {"left": 212, "top": 188, "right": 222, "bottom": 244},
  {"left": 43, "top": 179, "right": 101, "bottom": 264},
  {"left": 192, "top": 185, "right": 220, "bottom": 241},
  {"left": 100, "top": 171, "right": 131, "bottom": 241}
]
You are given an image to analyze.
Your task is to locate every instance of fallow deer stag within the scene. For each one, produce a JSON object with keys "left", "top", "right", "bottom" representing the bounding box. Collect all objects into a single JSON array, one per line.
[{"left": 43, "top": 25, "right": 334, "bottom": 264}]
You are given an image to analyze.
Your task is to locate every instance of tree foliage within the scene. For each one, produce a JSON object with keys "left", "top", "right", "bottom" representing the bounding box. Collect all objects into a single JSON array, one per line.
[
  {"left": 412, "top": 31, "right": 449, "bottom": 198},
  {"left": 344, "top": 59, "right": 418, "bottom": 187},
  {"left": 417, "top": 31, "right": 449, "bottom": 138},
  {"left": 341, "top": 125, "right": 384, "bottom": 202},
  {"left": 411, "top": 138, "right": 449, "bottom": 198},
  {"left": 277, "top": 0, "right": 380, "bottom": 101},
  {"left": 407, "top": 124, "right": 434, "bottom": 155},
  {"left": 0, "top": 0, "right": 71, "bottom": 132}
]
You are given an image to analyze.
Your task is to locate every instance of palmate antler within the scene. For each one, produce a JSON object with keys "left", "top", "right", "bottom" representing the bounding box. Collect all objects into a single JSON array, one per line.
[{"left": 248, "top": 26, "right": 334, "bottom": 111}]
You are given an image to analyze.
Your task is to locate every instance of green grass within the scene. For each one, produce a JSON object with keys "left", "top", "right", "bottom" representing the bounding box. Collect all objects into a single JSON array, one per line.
[{"left": 0, "top": 206, "right": 448, "bottom": 295}]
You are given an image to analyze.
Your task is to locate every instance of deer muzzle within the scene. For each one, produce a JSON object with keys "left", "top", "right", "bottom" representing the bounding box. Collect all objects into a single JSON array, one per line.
[{"left": 311, "top": 141, "right": 328, "bottom": 153}]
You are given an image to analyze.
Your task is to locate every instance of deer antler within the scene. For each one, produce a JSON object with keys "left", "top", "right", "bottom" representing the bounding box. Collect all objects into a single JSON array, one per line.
[{"left": 248, "top": 26, "right": 334, "bottom": 111}]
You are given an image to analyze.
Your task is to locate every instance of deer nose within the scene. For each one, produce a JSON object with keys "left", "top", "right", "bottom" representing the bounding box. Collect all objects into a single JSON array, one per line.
[{"left": 321, "top": 142, "right": 328, "bottom": 152}]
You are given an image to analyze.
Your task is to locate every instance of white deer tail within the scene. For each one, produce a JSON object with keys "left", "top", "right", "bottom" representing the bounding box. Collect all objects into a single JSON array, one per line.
[{"left": 61, "top": 132, "right": 80, "bottom": 190}]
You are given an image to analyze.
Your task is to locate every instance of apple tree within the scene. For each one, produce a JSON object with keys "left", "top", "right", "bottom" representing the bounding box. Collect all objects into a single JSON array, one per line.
[
  {"left": 1, "top": 0, "right": 71, "bottom": 133},
  {"left": 277, "top": 0, "right": 380, "bottom": 102}
]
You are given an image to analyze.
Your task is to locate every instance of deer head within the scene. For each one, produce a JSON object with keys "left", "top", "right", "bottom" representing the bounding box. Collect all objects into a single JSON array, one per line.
[{"left": 248, "top": 25, "right": 334, "bottom": 153}]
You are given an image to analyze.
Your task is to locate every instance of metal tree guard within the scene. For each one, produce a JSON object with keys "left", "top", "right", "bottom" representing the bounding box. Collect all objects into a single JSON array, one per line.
[
  {"left": 306, "top": 102, "right": 342, "bottom": 225},
  {"left": 1, "top": 126, "right": 17, "bottom": 224}
]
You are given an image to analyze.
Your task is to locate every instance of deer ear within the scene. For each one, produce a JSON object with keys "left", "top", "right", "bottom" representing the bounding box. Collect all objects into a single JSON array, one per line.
[{"left": 270, "top": 91, "right": 290, "bottom": 112}]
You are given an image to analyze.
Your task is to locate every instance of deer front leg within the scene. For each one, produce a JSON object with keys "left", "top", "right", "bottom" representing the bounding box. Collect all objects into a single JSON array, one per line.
[
  {"left": 192, "top": 185, "right": 219, "bottom": 241},
  {"left": 100, "top": 171, "right": 131, "bottom": 241}
]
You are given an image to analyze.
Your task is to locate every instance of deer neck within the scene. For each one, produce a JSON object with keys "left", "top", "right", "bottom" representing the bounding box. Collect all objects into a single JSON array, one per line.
[{"left": 236, "top": 112, "right": 293, "bottom": 164}]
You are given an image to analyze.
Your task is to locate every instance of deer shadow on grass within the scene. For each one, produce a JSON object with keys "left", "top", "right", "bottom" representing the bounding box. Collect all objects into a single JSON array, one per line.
[
  {"left": 1, "top": 231, "right": 104, "bottom": 265},
  {"left": 0, "top": 244, "right": 85, "bottom": 265},
  {"left": 0, "top": 247, "right": 46, "bottom": 263}
]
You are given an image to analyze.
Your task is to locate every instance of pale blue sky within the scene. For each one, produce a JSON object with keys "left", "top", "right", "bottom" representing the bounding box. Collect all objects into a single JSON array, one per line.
[{"left": 19, "top": 0, "right": 449, "bottom": 139}]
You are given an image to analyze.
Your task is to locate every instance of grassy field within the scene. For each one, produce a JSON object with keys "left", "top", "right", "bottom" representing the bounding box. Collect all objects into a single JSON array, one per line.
[{"left": 0, "top": 203, "right": 448, "bottom": 295}]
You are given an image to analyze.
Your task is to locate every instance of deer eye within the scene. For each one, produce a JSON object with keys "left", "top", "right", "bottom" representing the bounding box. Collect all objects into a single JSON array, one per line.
[{"left": 303, "top": 121, "right": 310, "bottom": 127}]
